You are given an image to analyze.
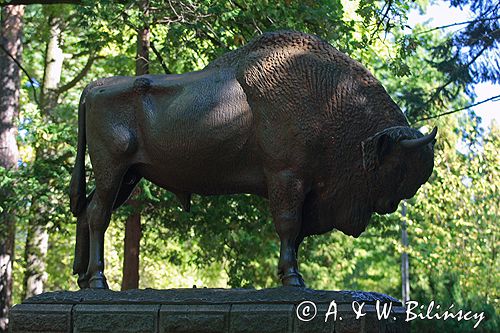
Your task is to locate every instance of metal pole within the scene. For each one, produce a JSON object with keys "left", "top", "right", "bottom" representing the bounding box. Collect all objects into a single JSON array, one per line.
[{"left": 401, "top": 201, "right": 410, "bottom": 304}]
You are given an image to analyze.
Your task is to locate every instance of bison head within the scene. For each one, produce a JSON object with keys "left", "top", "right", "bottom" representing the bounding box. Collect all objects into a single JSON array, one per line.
[
  {"left": 362, "top": 126, "right": 437, "bottom": 214},
  {"left": 300, "top": 126, "right": 436, "bottom": 239}
]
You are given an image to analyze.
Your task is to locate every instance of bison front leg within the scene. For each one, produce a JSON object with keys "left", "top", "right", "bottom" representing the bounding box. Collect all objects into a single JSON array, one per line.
[{"left": 267, "top": 170, "right": 307, "bottom": 287}]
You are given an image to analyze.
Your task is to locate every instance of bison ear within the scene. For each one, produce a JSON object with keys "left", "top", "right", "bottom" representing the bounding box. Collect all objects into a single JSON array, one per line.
[{"left": 362, "top": 132, "right": 395, "bottom": 171}]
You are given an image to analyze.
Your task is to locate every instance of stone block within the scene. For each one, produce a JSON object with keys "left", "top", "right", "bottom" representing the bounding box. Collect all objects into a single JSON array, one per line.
[
  {"left": 379, "top": 305, "right": 409, "bottom": 333},
  {"left": 10, "top": 289, "right": 409, "bottom": 333},
  {"left": 9, "top": 303, "right": 72, "bottom": 333},
  {"left": 335, "top": 304, "right": 365, "bottom": 333},
  {"left": 293, "top": 302, "right": 335, "bottom": 333},
  {"left": 159, "top": 304, "right": 230, "bottom": 333},
  {"left": 357, "top": 303, "right": 410, "bottom": 333},
  {"left": 73, "top": 304, "right": 159, "bottom": 333},
  {"left": 229, "top": 304, "right": 294, "bottom": 333}
]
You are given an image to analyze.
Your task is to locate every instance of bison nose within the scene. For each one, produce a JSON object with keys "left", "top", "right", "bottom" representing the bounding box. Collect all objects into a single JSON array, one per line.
[
  {"left": 375, "top": 199, "right": 399, "bottom": 214},
  {"left": 388, "top": 200, "right": 399, "bottom": 213},
  {"left": 402, "top": 187, "right": 419, "bottom": 199}
]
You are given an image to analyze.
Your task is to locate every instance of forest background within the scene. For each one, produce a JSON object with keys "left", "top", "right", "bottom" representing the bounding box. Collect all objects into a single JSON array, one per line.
[{"left": 0, "top": 0, "right": 498, "bottom": 332}]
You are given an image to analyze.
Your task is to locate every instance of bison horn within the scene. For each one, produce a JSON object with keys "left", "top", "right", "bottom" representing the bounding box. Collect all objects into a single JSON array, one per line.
[{"left": 399, "top": 127, "right": 437, "bottom": 149}]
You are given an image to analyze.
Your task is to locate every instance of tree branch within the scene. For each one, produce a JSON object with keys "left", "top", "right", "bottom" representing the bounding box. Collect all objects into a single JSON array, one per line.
[
  {"left": 196, "top": 27, "right": 227, "bottom": 50},
  {"left": 229, "top": 0, "right": 246, "bottom": 12},
  {"left": 371, "top": 0, "right": 393, "bottom": 38},
  {"left": 412, "top": 94, "right": 500, "bottom": 124},
  {"left": 0, "top": 43, "right": 39, "bottom": 105},
  {"left": 150, "top": 40, "right": 171, "bottom": 74},
  {"left": 420, "top": 44, "right": 490, "bottom": 111},
  {"left": 413, "top": 16, "right": 500, "bottom": 36},
  {"left": 56, "top": 53, "right": 102, "bottom": 94}
]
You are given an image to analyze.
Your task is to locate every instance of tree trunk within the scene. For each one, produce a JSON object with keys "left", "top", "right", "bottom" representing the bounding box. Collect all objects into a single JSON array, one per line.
[
  {"left": 0, "top": 5, "right": 24, "bottom": 332},
  {"left": 121, "top": 198, "right": 142, "bottom": 290},
  {"left": 22, "top": 14, "right": 63, "bottom": 300},
  {"left": 121, "top": 0, "right": 149, "bottom": 290},
  {"left": 22, "top": 226, "right": 49, "bottom": 298},
  {"left": 135, "top": 11, "right": 149, "bottom": 76},
  {"left": 40, "top": 15, "right": 63, "bottom": 112}
]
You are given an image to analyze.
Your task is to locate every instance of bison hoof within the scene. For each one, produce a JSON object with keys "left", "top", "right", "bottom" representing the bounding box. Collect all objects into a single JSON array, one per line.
[
  {"left": 77, "top": 273, "right": 90, "bottom": 289},
  {"left": 89, "top": 275, "right": 109, "bottom": 289},
  {"left": 281, "top": 273, "right": 306, "bottom": 287}
]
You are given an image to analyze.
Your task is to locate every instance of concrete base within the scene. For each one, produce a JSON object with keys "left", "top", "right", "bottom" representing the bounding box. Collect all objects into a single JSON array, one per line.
[{"left": 9, "top": 288, "right": 409, "bottom": 333}]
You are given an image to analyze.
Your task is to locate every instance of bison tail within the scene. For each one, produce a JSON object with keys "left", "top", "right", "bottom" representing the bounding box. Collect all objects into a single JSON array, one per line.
[{"left": 69, "top": 87, "right": 89, "bottom": 217}]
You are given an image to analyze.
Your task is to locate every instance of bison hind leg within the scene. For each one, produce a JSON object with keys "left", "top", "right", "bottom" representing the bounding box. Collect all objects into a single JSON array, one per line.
[
  {"left": 85, "top": 162, "right": 130, "bottom": 289},
  {"left": 73, "top": 204, "right": 90, "bottom": 288}
]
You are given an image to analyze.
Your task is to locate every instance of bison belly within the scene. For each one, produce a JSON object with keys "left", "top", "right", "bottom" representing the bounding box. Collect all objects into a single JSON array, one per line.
[{"left": 134, "top": 69, "right": 265, "bottom": 196}]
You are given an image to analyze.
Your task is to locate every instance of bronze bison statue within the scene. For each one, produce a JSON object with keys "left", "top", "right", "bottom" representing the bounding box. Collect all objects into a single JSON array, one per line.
[{"left": 70, "top": 31, "right": 436, "bottom": 289}]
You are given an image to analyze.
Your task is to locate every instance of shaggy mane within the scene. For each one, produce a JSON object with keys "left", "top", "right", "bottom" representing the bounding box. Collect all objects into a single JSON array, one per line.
[
  {"left": 207, "top": 30, "right": 356, "bottom": 68},
  {"left": 207, "top": 31, "right": 380, "bottom": 122}
]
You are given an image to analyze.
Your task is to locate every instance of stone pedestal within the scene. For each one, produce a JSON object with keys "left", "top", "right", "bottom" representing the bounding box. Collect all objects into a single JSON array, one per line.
[{"left": 9, "top": 288, "right": 409, "bottom": 333}]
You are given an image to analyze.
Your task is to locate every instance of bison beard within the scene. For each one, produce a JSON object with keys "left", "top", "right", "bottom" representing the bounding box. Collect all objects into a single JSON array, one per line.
[
  {"left": 70, "top": 30, "right": 436, "bottom": 289},
  {"left": 301, "top": 181, "right": 373, "bottom": 238}
]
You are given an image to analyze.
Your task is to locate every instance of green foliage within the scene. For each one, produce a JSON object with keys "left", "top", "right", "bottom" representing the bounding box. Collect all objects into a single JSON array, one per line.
[
  {"left": 403, "top": 119, "right": 499, "bottom": 332},
  {"left": 436, "top": 1, "right": 500, "bottom": 87},
  {"left": 2, "top": 1, "right": 497, "bottom": 331}
]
